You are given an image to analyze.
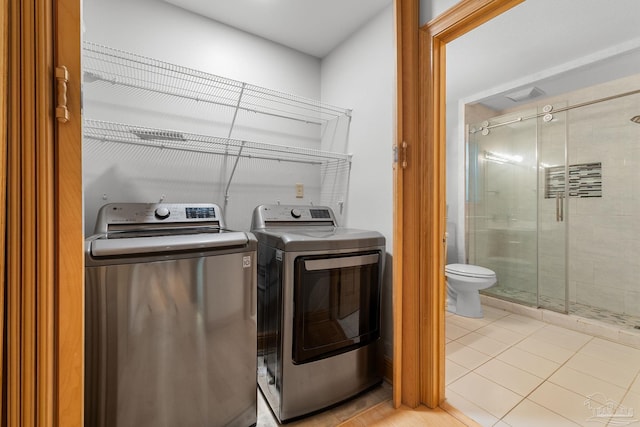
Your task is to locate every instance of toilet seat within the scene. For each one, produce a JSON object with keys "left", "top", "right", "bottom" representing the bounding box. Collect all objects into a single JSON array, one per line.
[{"left": 445, "top": 263, "right": 495, "bottom": 278}]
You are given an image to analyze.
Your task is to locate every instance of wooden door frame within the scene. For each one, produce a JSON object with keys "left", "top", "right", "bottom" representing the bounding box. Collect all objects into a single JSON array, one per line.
[
  {"left": 394, "top": 0, "right": 524, "bottom": 409},
  {"left": 393, "top": 0, "right": 421, "bottom": 409},
  {"left": 55, "top": 0, "right": 84, "bottom": 424},
  {"left": 4, "top": 0, "right": 83, "bottom": 424},
  {"left": 4, "top": 0, "right": 82, "bottom": 424},
  {"left": 4, "top": 0, "right": 59, "bottom": 424}
]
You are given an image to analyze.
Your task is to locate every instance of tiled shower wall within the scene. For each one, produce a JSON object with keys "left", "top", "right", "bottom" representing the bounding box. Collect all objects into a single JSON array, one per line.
[{"left": 565, "top": 74, "right": 640, "bottom": 317}]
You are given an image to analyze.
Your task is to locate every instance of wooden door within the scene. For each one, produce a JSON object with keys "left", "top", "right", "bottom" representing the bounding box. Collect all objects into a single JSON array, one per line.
[{"left": 2, "top": 0, "right": 83, "bottom": 425}]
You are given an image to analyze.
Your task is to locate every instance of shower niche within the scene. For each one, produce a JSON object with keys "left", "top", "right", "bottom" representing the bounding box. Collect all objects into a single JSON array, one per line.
[{"left": 544, "top": 162, "right": 602, "bottom": 199}]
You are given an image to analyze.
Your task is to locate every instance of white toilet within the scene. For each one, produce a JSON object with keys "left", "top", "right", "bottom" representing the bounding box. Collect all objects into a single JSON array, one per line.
[{"left": 446, "top": 222, "right": 497, "bottom": 318}]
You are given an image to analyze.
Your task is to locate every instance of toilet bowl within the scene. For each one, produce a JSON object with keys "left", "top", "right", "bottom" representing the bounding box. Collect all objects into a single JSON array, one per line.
[{"left": 445, "top": 263, "right": 496, "bottom": 318}]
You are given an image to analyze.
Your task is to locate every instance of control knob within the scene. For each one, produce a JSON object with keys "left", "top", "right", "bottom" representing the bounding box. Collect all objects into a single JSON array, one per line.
[
  {"left": 290, "top": 208, "right": 302, "bottom": 219},
  {"left": 155, "top": 207, "right": 170, "bottom": 219}
]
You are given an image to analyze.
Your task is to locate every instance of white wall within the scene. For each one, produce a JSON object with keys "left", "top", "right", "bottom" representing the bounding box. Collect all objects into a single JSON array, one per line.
[
  {"left": 420, "top": 0, "right": 458, "bottom": 25},
  {"left": 83, "top": 0, "right": 321, "bottom": 98},
  {"left": 321, "top": 6, "right": 394, "bottom": 250},
  {"left": 82, "top": 0, "right": 329, "bottom": 234},
  {"left": 321, "top": 5, "right": 395, "bottom": 357}
]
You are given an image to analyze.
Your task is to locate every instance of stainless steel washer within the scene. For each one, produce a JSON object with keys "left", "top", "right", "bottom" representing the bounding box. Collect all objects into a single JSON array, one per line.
[
  {"left": 85, "top": 203, "right": 257, "bottom": 427},
  {"left": 251, "top": 204, "right": 385, "bottom": 423}
]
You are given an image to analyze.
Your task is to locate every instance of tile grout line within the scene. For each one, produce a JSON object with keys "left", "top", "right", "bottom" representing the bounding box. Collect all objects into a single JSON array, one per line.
[
  {"left": 616, "top": 363, "right": 640, "bottom": 419},
  {"left": 490, "top": 335, "right": 596, "bottom": 426},
  {"left": 447, "top": 313, "right": 552, "bottom": 424}
]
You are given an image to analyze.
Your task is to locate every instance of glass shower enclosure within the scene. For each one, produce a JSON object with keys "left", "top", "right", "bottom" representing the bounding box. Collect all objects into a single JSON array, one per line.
[{"left": 467, "top": 84, "right": 640, "bottom": 326}]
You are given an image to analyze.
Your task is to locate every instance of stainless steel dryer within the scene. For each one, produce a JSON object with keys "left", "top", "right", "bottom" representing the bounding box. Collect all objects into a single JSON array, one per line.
[
  {"left": 251, "top": 204, "right": 385, "bottom": 423},
  {"left": 85, "top": 203, "right": 257, "bottom": 427}
]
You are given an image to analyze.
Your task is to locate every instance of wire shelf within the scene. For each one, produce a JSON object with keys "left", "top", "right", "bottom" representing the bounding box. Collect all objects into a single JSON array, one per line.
[
  {"left": 83, "top": 119, "right": 353, "bottom": 166},
  {"left": 83, "top": 41, "right": 352, "bottom": 126}
]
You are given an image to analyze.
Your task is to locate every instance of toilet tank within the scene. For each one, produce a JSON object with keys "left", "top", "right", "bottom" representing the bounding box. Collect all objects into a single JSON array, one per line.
[{"left": 446, "top": 222, "right": 458, "bottom": 265}]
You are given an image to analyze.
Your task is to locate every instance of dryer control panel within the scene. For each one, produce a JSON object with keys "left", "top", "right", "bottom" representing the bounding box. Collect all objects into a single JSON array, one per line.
[{"left": 251, "top": 204, "right": 337, "bottom": 229}]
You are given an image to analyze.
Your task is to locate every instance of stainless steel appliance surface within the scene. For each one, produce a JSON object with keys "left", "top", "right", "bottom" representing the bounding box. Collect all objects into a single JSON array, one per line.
[
  {"left": 251, "top": 204, "right": 385, "bottom": 423},
  {"left": 85, "top": 203, "right": 257, "bottom": 427}
]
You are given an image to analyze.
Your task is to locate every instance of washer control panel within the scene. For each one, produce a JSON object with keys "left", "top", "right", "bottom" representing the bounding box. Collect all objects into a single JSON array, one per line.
[{"left": 94, "top": 203, "right": 222, "bottom": 234}]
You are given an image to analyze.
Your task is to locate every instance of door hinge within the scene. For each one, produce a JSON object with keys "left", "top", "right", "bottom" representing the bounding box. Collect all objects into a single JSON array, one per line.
[
  {"left": 393, "top": 141, "right": 408, "bottom": 169},
  {"left": 55, "top": 66, "right": 69, "bottom": 123}
]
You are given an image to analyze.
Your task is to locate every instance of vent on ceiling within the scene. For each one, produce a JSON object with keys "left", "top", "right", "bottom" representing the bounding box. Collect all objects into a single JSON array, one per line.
[{"left": 504, "top": 86, "right": 545, "bottom": 103}]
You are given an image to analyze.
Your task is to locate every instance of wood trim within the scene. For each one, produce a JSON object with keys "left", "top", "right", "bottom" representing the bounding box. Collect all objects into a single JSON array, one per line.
[
  {"left": 393, "top": 0, "right": 421, "bottom": 409},
  {"left": 36, "top": 0, "right": 56, "bottom": 423},
  {"left": 8, "top": 1, "right": 24, "bottom": 423},
  {"left": 419, "top": 27, "right": 447, "bottom": 409},
  {"left": 441, "top": 400, "right": 483, "bottom": 427},
  {"left": 23, "top": 0, "right": 38, "bottom": 420},
  {"left": 427, "top": 0, "right": 525, "bottom": 41},
  {"left": 5, "top": 0, "right": 57, "bottom": 423},
  {"left": 418, "top": 0, "right": 524, "bottom": 410},
  {"left": 54, "top": 0, "right": 84, "bottom": 424},
  {"left": 392, "top": 0, "right": 403, "bottom": 408},
  {"left": 0, "top": 0, "right": 7, "bottom": 417}
]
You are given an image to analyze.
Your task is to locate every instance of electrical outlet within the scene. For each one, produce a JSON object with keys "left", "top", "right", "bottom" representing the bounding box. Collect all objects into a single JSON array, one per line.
[{"left": 295, "top": 183, "right": 304, "bottom": 198}]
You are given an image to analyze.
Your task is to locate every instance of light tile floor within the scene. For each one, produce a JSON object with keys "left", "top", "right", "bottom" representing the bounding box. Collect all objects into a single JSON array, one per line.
[{"left": 445, "top": 305, "right": 640, "bottom": 427}]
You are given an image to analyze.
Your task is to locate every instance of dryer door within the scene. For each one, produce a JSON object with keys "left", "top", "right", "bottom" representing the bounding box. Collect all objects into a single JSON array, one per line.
[{"left": 292, "top": 251, "right": 381, "bottom": 364}]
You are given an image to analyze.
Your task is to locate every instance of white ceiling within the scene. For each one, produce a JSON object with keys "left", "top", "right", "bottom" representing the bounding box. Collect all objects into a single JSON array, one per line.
[
  {"left": 447, "top": 0, "right": 640, "bottom": 111},
  {"left": 161, "top": 0, "right": 640, "bottom": 107},
  {"left": 163, "top": 0, "right": 393, "bottom": 58}
]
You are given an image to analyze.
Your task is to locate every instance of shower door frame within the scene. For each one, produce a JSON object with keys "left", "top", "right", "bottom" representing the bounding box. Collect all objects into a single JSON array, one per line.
[
  {"left": 464, "top": 107, "right": 568, "bottom": 312},
  {"left": 536, "top": 104, "right": 570, "bottom": 314}
]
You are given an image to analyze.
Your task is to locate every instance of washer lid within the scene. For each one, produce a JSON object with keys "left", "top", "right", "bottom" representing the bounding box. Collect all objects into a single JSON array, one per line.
[
  {"left": 445, "top": 263, "right": 495, "bottom": 278},
  {"left": 89, "top": 231, "right": 250, "bottom": 257}
]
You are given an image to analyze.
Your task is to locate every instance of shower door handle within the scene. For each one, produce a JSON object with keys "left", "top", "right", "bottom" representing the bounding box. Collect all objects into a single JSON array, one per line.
[{"left": 556, "top": 194, "right": 564, "bottom": 222}]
